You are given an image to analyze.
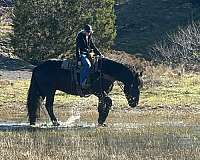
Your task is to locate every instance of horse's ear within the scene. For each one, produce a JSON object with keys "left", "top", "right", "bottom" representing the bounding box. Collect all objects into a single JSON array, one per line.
[{"left": 135, "top": 71, "right": 143, "bottom": 78}]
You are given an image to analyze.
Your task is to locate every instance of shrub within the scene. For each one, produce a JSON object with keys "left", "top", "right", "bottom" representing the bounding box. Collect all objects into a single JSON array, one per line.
[{"left": 152, "top": 21, "right": 200, "bottom": 72}]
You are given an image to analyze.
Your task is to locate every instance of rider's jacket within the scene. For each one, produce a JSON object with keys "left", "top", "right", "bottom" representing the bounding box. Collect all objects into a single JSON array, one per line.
[{"left": 76, "top": 30, "right": 101, "bottom": 60}]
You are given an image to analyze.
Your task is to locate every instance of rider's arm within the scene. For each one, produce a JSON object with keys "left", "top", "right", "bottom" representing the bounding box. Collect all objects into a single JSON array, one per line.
[
  {"left": 90, "top": 37, "right": 102, "bottom": 56},
  {"left": 76, "top": 34, "right": 81, "bottom": 61}
]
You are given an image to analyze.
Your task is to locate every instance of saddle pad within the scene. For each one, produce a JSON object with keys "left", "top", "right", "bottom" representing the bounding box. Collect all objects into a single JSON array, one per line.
[{"left": 61, "top": 59, "right": 76, "bottom": 70}]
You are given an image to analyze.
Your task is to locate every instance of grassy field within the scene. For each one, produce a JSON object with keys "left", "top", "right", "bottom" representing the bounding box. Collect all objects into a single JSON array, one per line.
[
  {"left": 1, "top": 5, "right": 200, "bottom": 160},
  {"left": 0, "top": 70, "right": 200, "bottom": 159}
]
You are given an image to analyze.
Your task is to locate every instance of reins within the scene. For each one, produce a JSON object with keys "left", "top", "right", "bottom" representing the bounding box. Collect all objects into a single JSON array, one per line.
[{"left": 98, "top": 56, "right": 103, "bottom": 94}]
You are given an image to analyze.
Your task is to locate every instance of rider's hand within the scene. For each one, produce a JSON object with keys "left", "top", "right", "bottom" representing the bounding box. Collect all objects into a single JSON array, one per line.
[{"left": 78, "top": 61, "right": 81, "bottom": 66}]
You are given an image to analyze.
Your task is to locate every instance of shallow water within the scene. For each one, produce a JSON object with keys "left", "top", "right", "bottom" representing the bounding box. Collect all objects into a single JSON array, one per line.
[
  {"left": 0, "top": 120, "right": 199, "bottom": 159},
  {"left": 0, "top": 119, "right": 199, "bottom": 131}
]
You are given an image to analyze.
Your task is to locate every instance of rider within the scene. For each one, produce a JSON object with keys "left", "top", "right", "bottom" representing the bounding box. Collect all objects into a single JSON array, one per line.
[{"left": 76, "top": 24, "right": 102, "bottom": 88}]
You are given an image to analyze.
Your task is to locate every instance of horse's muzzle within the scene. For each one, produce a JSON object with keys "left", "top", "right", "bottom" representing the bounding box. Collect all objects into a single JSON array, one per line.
[{"left": 128, "top": 98, "right": 138, "bottom": 108}]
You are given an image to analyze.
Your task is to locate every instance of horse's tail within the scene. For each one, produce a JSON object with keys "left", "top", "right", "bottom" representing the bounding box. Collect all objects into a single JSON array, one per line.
[{"left": 27, "top": 68, "right": 42, "bottom": 124}]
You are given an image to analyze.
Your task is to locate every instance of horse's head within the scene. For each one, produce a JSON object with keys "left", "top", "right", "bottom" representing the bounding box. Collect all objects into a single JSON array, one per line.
[{"left": 124, "top": 71, "right": 143, "bottom": 108}]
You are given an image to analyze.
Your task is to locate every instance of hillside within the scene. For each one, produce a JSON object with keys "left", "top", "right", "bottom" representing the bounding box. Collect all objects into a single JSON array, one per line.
[
  {"left": 1, "top": 1, "right": 200, "bottom": 60},
  {"left": 114, "top": 0, "right": 200, "bottom": 58}
]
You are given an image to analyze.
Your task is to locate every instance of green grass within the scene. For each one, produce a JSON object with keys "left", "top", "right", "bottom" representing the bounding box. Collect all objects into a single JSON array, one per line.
[{"left": 141, "top": 74, "right": 200, "bottom": 107}]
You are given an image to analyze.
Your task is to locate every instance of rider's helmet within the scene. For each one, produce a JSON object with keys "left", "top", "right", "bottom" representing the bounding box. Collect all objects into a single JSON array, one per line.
[{"left": 84, "top": 24, "right": 93, "bottom": 33}]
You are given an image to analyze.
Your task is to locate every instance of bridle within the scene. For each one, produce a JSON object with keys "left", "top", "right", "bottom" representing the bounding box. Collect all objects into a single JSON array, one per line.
[{"left": 117, "top": 77, "right": 142, "bottom": 107}]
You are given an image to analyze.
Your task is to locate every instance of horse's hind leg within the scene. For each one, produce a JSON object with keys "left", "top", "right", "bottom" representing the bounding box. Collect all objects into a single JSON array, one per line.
[
  {"left": 45, "top": 91, "right": 60, "bottom": 126},
  {"left": 97, "top": 93, "right": 112, "bottom": 125}
]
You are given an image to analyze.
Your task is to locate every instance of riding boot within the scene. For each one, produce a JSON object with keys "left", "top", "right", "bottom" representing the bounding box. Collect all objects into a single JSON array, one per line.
[
  {"left": 77, "top": 85, "right": 84, "bottom": 97},
  {"left": 81, "top": 81, "right": 89, "bottom": 89}
]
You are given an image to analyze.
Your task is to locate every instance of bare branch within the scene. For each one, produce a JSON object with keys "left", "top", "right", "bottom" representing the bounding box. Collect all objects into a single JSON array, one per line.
[{"left": 152, "top": 21, "right": 200, "bottom": 71}]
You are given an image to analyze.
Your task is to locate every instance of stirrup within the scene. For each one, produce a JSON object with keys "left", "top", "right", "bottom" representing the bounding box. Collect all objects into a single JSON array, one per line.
[
  {"left": 76, "top": 86, "right": 84, "bottom": 97},
  {"left": 81, "top": 83, "right": 90, "bottom": 89}
]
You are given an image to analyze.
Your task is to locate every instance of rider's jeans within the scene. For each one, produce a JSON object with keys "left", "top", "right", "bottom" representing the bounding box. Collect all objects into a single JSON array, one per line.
[{"left": 80, "top": 54, "right": 91, "bottom": 86}]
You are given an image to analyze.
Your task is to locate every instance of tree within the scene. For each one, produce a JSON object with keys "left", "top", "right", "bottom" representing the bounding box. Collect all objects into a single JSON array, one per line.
[
  {"left": 11, "top": 0, "right": 116, "bottom": 63},
  {"left": 81, "top": 0, "right": 116, "bottom": 48},
  {"left": 191, "top": 0, "right": 200, "bottom": 7}
]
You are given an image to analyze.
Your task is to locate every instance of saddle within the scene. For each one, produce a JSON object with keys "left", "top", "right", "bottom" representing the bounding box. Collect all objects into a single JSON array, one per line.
[{"left": 61, "top": 55, "right": 102, "bottom": 96}]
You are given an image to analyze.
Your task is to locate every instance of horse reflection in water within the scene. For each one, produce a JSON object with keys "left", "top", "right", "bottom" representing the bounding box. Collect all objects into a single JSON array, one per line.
[{"left": 27, "top": 57, "right": 143, "bottom": 126}]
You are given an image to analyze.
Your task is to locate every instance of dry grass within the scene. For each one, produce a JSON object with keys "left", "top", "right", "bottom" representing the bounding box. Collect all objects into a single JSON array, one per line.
[
  {"left": 0, "top": 61, "right": 200, "bottom": 159},
  {"left": 0, "top": 125, "right": 199, "bottom": 160}
]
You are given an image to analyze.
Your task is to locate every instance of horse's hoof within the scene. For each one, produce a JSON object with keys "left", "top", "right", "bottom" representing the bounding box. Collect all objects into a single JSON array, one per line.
[
  {"left": 52, "top": 121, "right": 60, "bottom": 126},
  {"left": 30, "top": 122, "right": 36, "bottom": 126},
  {"left": 97, "top": 123, "right": 107, "bottom": 127},
  {"left": 30, "top": 123, "right": 37, "bottom": 128},
  {"left": 30, "top": 125, "right": 38, "bottom": 128}
]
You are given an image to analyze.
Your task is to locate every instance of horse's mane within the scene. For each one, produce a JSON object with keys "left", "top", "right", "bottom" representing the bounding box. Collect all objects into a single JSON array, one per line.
[
  {"left": 102, "top": 57, "right": 136, "bottom": 84},
  {"left": 36, "top": 58, "right": 137, "bottom": 84},
  {"left": 102, "top": 57, "right": 136, "bottom": 74}
]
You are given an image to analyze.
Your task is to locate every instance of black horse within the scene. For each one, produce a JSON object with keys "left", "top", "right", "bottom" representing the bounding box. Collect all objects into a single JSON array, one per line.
[{"left": 27, "top": 57, "right": 143, "bottom": 126}]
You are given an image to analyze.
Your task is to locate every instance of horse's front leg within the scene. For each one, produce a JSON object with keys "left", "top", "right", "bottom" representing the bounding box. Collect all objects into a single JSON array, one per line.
[
  {"left": 45, "top": 91, "right": 60, "bottom": 126},
  {"left": 97, "top": 92, "right": 112, "bottom": 125}
]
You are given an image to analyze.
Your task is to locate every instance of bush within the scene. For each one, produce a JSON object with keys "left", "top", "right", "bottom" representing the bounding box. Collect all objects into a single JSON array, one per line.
[
  {"left": 11, "top": 0, "right": 116, "bottom": 63},
  {"left": 152, "top": 21, "right": 200, "bottom": 72}
]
